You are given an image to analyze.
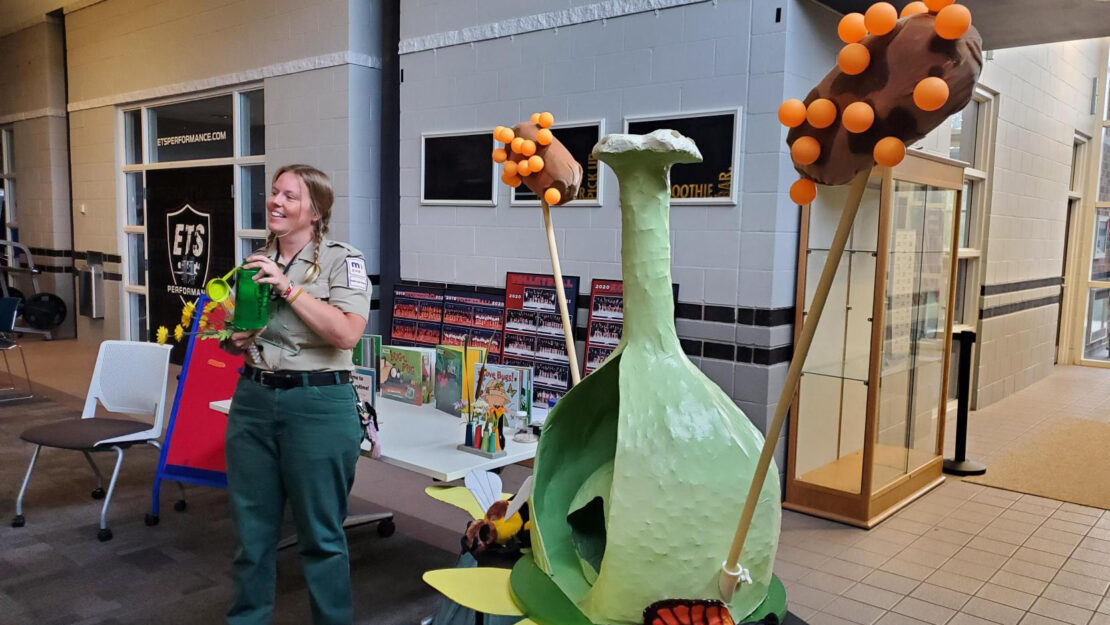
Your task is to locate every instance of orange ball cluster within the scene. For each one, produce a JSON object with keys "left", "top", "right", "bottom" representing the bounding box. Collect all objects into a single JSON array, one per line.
[
  {"left": 900, "top": 1, "right": 928, "bottom": 17},
  {"left": 838, "top": 43, "right": 870, "bottom": 75},
  {"left": 935, "top": 4, "right": 971, "bottom": 39},
  {"left": 490, "top": 112, "right": 564, "bottom": 203},
  {"left": 864, "top": 2, "right": 897, "bottom": 36}
]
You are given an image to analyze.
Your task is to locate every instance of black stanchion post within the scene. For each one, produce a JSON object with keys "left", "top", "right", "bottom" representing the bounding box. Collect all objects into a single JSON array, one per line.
[{"left": 943, "top": 328, "right": 986, "bottom": 476}]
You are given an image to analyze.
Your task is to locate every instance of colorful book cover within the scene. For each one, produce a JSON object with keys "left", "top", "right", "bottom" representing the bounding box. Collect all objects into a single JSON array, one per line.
[
  {"left": 380, "top": 346, "right": 425, "bottom": 405},
  {"left": 353, "top": 334, "right": 383, "bottom": 389},
  {"left": 434, "top": 345, "right": 487, "bottom": 416},
  {"left": 351, "top": 367, "right": 377, "bottom": 407},
  {"left": 473, "top": 362, "right": 533, "bottom": 428},
  {"left": 410, "top": 346, "right": 438, "bottom": 405}
]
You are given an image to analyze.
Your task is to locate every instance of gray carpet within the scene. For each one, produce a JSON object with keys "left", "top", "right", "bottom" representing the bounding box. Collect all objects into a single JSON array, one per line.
[{"left": 0, "top": 391, "right": 456, "bottom": 625}]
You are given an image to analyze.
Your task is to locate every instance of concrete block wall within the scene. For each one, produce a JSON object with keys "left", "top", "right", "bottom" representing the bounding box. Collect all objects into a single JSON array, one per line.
[{"left": 973, "top": 39, "right": 1103, "bottom": 407}]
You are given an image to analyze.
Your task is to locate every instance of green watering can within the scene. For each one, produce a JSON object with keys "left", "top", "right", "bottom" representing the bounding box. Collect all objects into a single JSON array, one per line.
[{"left": 205, "top": 266, "right": 271, "bottom": 331}]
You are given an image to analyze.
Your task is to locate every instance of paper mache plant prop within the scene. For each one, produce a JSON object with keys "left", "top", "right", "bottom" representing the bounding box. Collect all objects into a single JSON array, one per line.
[
  {"left": 720, "top": 0, "right": 983, "bottom": 604},
  {"left": 491, "top": 114, "right": 584, "bottom": 385}
]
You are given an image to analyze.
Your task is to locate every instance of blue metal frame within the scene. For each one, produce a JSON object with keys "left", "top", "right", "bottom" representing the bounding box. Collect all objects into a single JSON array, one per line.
[{"left": 149, "top": 295, "right": 228, "bottom": 516}]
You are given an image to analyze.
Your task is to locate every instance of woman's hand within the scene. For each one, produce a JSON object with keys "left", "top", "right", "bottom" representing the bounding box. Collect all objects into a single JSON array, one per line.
[
  {"left": 244, "top": 254, "right": 292, "bottom": 295},
  {"left": 221, "top": 329, "right": 263, "bottom": 355}
]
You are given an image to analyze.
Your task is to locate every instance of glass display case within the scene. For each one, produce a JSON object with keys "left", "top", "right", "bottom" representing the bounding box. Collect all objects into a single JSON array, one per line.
[{"left": 785, "top": 152, "right": 965, "bottom": 528}]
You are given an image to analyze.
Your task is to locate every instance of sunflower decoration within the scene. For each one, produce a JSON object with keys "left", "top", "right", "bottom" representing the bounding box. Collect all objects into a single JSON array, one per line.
[
  {"left": 153, "top": 298, "right": 237, "bottom": 346},
  {"left": 155, "top": 326, "right": 169, "bottom": 345}
]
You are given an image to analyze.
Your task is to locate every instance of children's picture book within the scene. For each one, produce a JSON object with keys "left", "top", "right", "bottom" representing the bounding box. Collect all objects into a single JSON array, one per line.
[
  {"left": 472, "top": 362, "right": 533, "bottom": 429},
  {"left": 379, "top": 346, "right": 425, "bottom": 405},
  {"left": 434, "top": 345, "right": 487, "bottom": 417},
  {"left": 410, "top": 346, "right": 438, "bottom": 405},
  {"left": 353, "top": 334, "right": 382, "bottom": 389},
  {"left": 351, "top": 367, "right": 377, "bottom": 407},
  {"left": 502, "top": 272, "right": 580, "bottom": 407}
]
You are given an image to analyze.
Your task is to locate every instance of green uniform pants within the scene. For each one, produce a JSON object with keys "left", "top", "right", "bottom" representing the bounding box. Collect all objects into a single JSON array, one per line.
[{"left": 225, "top": 377, "right": 362, "bottom": 625}]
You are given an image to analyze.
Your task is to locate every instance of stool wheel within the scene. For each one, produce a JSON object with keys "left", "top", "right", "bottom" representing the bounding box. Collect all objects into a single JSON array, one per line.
[
  {"left": 377, "top": 519, "right": 396, "bottom": 538},
  {"left": 144, "top": 514, "right": 160, "bottom": 526},
  {"left": 11, "top": 514, "right": 25, "bottom": 528},
  {"left": 174, "top": 500, "right": 187, "bottom": 512},
  {"left": 91, "top": 487, "right": 106, "bottom": 500},
  {"left": 97, "top": 528, "right": 113, "bottom": 542}
]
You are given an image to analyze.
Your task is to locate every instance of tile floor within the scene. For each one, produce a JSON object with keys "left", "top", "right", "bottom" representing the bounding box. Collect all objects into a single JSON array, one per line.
[{"left": 8, "top": 337, "right": 1110, "bottom": 624}]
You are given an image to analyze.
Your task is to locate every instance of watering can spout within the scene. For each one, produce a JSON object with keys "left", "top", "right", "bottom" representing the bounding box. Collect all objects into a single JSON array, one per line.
[{"left": 206, "top": 266, "right": 239, "bottom": 302}]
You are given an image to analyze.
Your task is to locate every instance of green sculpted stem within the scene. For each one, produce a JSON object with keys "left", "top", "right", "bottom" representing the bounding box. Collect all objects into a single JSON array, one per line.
[{"left": 523, "top": 130, "right": 782, "bottom": 625}]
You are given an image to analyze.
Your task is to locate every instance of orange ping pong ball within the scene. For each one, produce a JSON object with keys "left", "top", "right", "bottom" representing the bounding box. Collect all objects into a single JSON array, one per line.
[
  {"left": 935, "top": 4, "right": 971, "bottom": 39},
  {"left": 503, "top": 160, "right": 518, "bottom": 176},
  {"left": 528, "top": 155, "right": 544, "bottom": 172},
  {"left": 790, "top": 179, "right": 817, "bottom": 205},
  {"left": 521, "top": 140, "right": 536, "bottom": 157},
  {"left": 806, "top": 98, "right": 837, "bottom": 129},
  {"left": 923, "top": 0, "right": 954, "bottom": 11},
  {"left": 544, "top": 188, "right": 561, "bottom": 205},
  {"left": 864, "top": 2, "right": 898, "bottom": 36},
  {"left": 492, "top": 148, "right": 507, "bottom": 163},
  {"left": 538, "top": 112, "right": 554, "bottom": 128},
  {"left": 838, "top": 43, "right": 870, "bottom": 75},
  {"left": 900, "top": 1, "right": 928, "bottom": 17},
  {"left": 536, "top": 128, "right": 554, "bottom": 145},
  {"left": 837, "top": 13, "right": 867, "bottom": 43},
  {"left": 913, "top": 76, "right": 949, "bottom": 111},
  {"left": 530, "top": 113, "right": 541, "bottom": 123},
  {"left": 517, "top": 159, "right": 531, "bottom": 176},
  {"left": 510, "top": 137, "right": 524, "bottom": 153},
  {"left": 842, "top": 101, "right": 875, "bottom": 133},
  {"left": 497, "top": 127, "right": 515, "bottom": 143},
  {"left": 874, "top": 136, "right": 906, "bottom": 167},
  {"left": 501, "top": 171, "right": 521, "bottom": 187},
  {"left": 791, "top": 136, "right": 821, "bottom": 166},
  {"left": 778, "top": 99, "right": 807, "bottom": 128}
]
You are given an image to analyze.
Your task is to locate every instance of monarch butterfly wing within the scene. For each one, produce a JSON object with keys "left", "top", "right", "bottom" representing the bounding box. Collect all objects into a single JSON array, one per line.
[{"left": 642, "top": 599, "right": 736, "bottom": 625}]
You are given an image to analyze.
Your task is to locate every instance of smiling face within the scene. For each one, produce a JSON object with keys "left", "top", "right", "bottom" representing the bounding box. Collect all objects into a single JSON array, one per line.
[{"left": 267, "top": 171, "right": 318, "bottom": 237}]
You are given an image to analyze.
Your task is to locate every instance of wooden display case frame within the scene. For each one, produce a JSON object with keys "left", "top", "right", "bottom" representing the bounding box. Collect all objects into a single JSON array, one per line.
[{"left": 785, "top": 152, "right": 966, "bottom": 528}]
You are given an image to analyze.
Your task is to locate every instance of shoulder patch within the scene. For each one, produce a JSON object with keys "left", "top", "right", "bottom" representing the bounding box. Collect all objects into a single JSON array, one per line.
[{"left": 345, "top": 257, "right": 369, "bottom": 292}]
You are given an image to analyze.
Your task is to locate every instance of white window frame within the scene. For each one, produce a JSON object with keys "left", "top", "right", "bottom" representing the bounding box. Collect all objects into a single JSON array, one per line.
[{"left": 116, "top": 86, "right": 265, "bottom": 341}]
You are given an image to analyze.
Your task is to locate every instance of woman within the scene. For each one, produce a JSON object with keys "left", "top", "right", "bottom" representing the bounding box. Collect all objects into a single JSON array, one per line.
[{"left": 221, "top": 164, "right": 370, "bottom": 625}]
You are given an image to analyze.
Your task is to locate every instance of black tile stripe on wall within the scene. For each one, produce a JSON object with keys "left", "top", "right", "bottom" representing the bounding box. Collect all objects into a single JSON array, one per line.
[
  {"left": 980, "top": 276, "right": 1063, "bottom": 296},
  {"left": 979, "top": 295, "right": 1061, "bottom": 319}
]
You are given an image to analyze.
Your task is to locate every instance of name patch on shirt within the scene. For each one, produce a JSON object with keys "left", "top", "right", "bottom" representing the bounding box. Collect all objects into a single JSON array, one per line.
[{"left": 345, "top": 257, "right": 369, "bottom": 291}]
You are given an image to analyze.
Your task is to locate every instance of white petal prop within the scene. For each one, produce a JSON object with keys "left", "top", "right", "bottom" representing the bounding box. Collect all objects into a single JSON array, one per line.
[
  {"left": 504, "top": 475, "right": 534, "bottom": 520},
  {"left": 422, "top": 568, "right": 524, "bottom": 616},
  {"left": 465, "top": 470, "right": 502, "bottom": 513}
]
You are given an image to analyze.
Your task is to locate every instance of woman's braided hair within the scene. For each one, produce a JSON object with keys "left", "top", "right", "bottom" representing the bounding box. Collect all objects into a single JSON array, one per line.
[{"left": 264, "top": 164, "right": 333, "bottom": 283}]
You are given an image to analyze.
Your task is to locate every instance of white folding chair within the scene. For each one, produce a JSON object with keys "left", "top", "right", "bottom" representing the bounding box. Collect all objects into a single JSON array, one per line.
[{"left": 11, "top": 340, "right": 173, "bottom": 541}]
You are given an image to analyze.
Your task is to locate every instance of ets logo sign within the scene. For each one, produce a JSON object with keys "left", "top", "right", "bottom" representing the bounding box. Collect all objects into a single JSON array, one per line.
[{"left": 165, "top": 204, "right": 211, "bottom": 302}]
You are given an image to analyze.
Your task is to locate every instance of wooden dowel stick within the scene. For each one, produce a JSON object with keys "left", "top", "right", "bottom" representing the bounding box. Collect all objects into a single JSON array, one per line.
[
  {"left": 719, "top": 169, "right": 871, "bottom": 601},
  {"left": 541, "top": 200, "right": 582, "bottom": 387}
]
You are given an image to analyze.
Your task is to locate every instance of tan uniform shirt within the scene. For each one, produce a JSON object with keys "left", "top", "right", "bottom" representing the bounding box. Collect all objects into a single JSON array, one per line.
[{"left": 255, "top": 238, "right": 371, "bottom": 371}]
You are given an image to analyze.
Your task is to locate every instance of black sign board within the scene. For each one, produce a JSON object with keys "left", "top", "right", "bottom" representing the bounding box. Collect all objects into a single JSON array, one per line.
[
  {"left": 422, "top": 132, "right": 495, "bottom": 203},
  {"left": 146, "top": 166, "right": 235, "bottom": 363},
  {"left": 627, "top": 111, "right": 737, "bottom": 202},
  {"left": 151, "top": 95, "right": 234, "bottom": 163},
  {"left": 513, "top": 123, "right": 601, "bottom": 203}
]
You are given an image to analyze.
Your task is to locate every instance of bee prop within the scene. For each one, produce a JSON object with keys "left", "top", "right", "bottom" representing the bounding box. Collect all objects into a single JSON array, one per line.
[
  {"left": 492, "top": 113, "right": 584, "bottom": 386},
  {"left": 719, "top": 0, "right": 983, "bottom": 602},
  {"left": 423, "top": 471, "right": 534, "bottom": 557}
]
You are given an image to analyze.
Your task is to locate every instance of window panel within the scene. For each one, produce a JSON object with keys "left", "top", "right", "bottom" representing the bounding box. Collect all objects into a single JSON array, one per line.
[
  {"left": 149, "top": 95, "right": 233, "bottom": 163},
  {"left": 129, "top": 292, "right": 149, "bottom": 341},
  {"left": 240, "top": 90, "right": 265, "bottom": 156},
  {"left": 240, "top": 238, "right": 266, "bottom": 260},
  {"left": 126, "top": 172, "right": 144, "bottom": 226},
  {"left": 127, "top": 233, "right": 146, "bottom": 287},
  {"left": 240, "top": 165, "right": 267, "bottom": 230},
  {"left": 124, "top": 110, "right": 143, "bottom": 165},
  {"left": 1091, "top": 207, "right": 1110, "bottom": 281},
  {"left": 949, "top": 99, "right": 979, "bottom": 165},
  {"left": 1084, "top": 288, "right": 1110, "bottom": 362},
  {"left": 1099, "top": 128, "right": 1110, "bottom": 203}
]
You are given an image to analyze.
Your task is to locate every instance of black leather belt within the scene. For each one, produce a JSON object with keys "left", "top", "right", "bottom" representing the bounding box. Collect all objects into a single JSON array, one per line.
[{"left": 242, "top": 364, "right": 351, "bottom": 389}]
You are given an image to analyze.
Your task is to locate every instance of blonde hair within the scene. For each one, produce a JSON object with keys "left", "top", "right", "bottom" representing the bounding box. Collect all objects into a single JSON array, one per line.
[{"left": 264, "top": 164, "right": 333, "bottom": 283}]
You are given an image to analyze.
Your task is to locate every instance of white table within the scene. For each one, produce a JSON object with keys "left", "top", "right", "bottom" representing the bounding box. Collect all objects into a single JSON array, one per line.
[{"left": 210, "top": 396, "right": 538, "bottom": 482}]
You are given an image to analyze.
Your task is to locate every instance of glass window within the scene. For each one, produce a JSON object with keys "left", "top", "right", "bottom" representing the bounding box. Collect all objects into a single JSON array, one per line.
[
  {"left": 240, "top": 90, "right": 265, "bottom": 156},
  {"left": 2, "top": 127, "right": 11, "bottom": 172},
  {"left": 129, "top": 292, "right": 148, "bottom": 341},
  {"left": 240, "top": 237, "right": 266, "bottom": 260},
  {"left": 958, "top": 181, "right": 973, "bottom": 248},
  {"left": 124, "top": 109, "right": 143, "bottom": 165},
  {"left": 1099, "top": 128, "right": 1110, "bottom": 203},
  {"left": 126, "top": 172, "right": 144, "bottom": 226},
  {"left": 149, "top": 95, "right": 233, "bottom": 163},
  {"left": 127, "top": 233, "right": 146, "bottom": 286},
  {"left": 949, "top": 99, "right": 979, "bottom": 165},
  {"left": 1071, "top": 141, "right": 1083, "bottom": 193},
  {"left": 1091, "top": 207, "right": 1110, "bottom": 281},
  {"left": 1084, "top": 288, "right": 1110, "bottom": 362},
  {"left": 953, "top": 258, "right": 968, "bottom": 324},
  {"left": 240, "top": 165, "right": 267, "bottom": 229}
]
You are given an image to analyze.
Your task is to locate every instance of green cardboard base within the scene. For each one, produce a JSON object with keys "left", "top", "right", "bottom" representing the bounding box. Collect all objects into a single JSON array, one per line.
[{"left": 509, "top": 553, "right": 788, "bottom": 625}]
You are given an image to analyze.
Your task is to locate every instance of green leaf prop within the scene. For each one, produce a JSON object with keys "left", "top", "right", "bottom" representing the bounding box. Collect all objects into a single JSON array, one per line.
[{"left": 519, "top": 130, "right": 782, "bottom": 624}]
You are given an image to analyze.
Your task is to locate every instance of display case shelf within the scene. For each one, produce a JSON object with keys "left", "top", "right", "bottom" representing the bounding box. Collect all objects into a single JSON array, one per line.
[{"left": 785, "top": 153, "right": 965, "bottom": 528}]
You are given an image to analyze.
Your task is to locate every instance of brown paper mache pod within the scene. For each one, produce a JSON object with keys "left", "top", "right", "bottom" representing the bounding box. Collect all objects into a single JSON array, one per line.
[
  {"left": 786, "top": 14, "right": 983, "bottom": 186},
  {"left": 510, "top": 121, "right": 583, "bottom": 205}
]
